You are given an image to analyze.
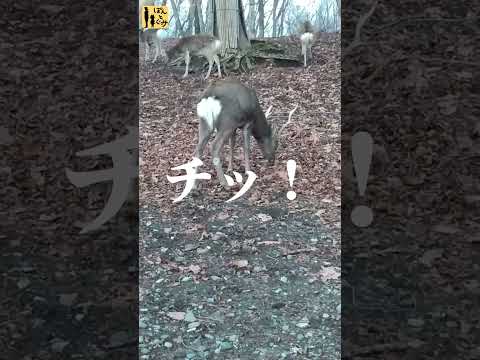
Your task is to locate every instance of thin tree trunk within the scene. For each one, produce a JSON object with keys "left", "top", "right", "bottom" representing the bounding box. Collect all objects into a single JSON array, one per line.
[
  {"left": 205, "top": 0, "right": 213, "bottom": 33},
  {"left": 196, "top": 0, "right": 205, "bottom": 32},
  {"left": 277, "top": 0, "right": 287, "bottom": 37},
  {"left": 272, "top": 0, "right": 279, "bottom": 37},
  {"left": 170, "top": 0, "right": 184, "bottom": 35},
  {"left": 247, "top": 0, "right": 256, "bottom": 38},
  {"left": 186, "top": 0, "right": 195, "bottom": 35},
  {"left": 193, "top": 5, "right": 201, "bottom": 34},
  {"left": 258, "top": 0, "right": 264, "bottom": 37}
]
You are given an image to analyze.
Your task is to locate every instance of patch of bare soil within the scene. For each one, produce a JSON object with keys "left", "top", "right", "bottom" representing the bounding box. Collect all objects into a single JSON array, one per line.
[{"left": 139, "top": 33, "right": 341, "bottom": 359}]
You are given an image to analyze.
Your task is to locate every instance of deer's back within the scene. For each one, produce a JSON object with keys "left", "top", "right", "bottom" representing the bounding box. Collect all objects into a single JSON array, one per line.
[
  {"left": 204, "top": 80, "right": 259, "bottom": 112},
  {"left": 170, "top": 35, "right": 219, "bottom": 56},
  {"left": 201, "top": 80, "right": 265, "bottom": 131}
]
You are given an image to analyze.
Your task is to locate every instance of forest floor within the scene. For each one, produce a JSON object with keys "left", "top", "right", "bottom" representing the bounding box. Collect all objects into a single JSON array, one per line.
[{"left": 139, "top": 33, "right": 341, "bottom": 359}]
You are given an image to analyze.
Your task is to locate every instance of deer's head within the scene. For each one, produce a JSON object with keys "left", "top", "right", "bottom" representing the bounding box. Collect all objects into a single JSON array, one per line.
[{"left": 259, "top": 105, "right": 298, "bottom": 165}]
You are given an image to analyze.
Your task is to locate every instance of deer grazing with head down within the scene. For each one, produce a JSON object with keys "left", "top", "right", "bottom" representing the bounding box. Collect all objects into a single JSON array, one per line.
[
  {"left": 139, "top": 0, "right": 164, "bottom": 63},
  {"left": 299, "top": 20, "right": 315, "bottom": 67},
  {"left": 164, "top": 35, "right": 222, "bottom": 79},
  {"left": 193, "top": 79, "right": 297, "bottom": 189}
]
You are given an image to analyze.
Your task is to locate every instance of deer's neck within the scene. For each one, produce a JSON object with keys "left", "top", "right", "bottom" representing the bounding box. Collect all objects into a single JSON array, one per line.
[{"left": 251, "top": 116, "right": 271, "bottom": 140}]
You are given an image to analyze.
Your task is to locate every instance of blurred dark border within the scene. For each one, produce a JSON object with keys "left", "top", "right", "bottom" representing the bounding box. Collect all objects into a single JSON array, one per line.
[
  {"left": 1, "top": 1, "right": 139, "bottom": 358},
  {"left": 342, "top": 1, "right": 478, "bottom": 358}
]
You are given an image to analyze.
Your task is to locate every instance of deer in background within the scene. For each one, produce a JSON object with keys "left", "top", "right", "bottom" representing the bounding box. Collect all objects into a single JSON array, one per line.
[
  {"left": 193, "top": 79, "right": 297, "bottom": 189},
  {"left": 164, "top": 35, "right": 222, "bottom": 80},
  {"left": 139, "top": 0, "right": 164, "bottom": 63},
  {"left": 299, "top": 20, "right": 315, "bottom": 67}
]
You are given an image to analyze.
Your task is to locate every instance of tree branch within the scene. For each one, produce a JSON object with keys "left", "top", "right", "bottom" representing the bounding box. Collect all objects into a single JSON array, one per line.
[{"left": 341, "top": 0, "right": 378, "bottom": 62}]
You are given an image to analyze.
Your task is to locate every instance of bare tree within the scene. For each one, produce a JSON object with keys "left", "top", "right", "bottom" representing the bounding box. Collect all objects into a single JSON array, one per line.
[
  {"left": 247, "top": 0, "right": 256, "bottom": 38},
  {"left": 186, "top": 0, "right": 204, "bottom": 34},
  {"left": 276, "top": 0, "right": 288, "bottom": 37},
  {"left": 272, "top": 0, "right": 279, "bottom": 37},
  {"left": 336, "top": 0, "right": 341, "bottom": 31},
  {"left": 205, "top": 0, "right": 214, "bottom": 33},
  {"left": 170, "top": 0, "right": 185, "bottom": 35},
  {"left": 257, "top": 0, "right": 265, "bottom": 37}
]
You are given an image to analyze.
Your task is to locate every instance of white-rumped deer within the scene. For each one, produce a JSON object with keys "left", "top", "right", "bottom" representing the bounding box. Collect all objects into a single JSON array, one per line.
[
  {"left": 299, "top": 20, "right": 315, "bottom": 67},
  {"left": 164, "top": 35, "right": 222, "bottom": 79},
  {"left": 193, "top": 79, "right": 297, "bottom": 189},
  {"left": 139, "top": 0, "right": 164, "bottom": 63}
]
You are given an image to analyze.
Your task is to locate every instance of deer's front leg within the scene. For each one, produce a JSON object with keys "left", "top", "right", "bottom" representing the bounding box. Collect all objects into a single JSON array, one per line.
[
  {"left": 211, "top": 129, "right": 232, "bottom": 189},
  {"left": 213, "top": 54, "right": 222, "bottom": 78},
  {"left": 227, "top": 131, "right": 236, "bottom": 172},
  {"left": 183, "top": 50, "right": 190, "bottom": 78},
  {"left": 242, "top": 125, "right": 251, "bottom": 172},
  {"left": 144, "top": 43, "right": 150, "bottom": 63},
  {"left": 153, "top": 42, "right": 160, "bottom": 63},
  {"left": 205, "top": 57, "right": 213, "bottom": 80}
]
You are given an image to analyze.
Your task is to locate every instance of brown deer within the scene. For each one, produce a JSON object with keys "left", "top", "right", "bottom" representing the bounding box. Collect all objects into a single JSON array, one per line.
[
  {"left": 164, "top": 35, "right": 222, "bottom": 79},
  {"left": 139, "top": 0, "right": 164, "bottom": 63},
  {"left": 193, "top": 79, "right": 297, "bottom": 189},
  {"left": 299, "top": 20, "right": 315, "bottom": 67}
]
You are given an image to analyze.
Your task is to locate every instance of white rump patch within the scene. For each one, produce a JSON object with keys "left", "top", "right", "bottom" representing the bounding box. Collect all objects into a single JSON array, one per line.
[
  {"left": 213, "top": 39, "right": 222, "bottom": 51},
  {"left": 197, "top": 97, "right": 222, "bottom": 130},
  {"left": 300, "top": 32, "right": 314, "bottom": 44}
]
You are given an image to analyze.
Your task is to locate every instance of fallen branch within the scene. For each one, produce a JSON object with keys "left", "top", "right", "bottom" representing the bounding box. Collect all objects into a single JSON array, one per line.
[{"left": 281, "top": 247, "right": 318, "bottom": 256}]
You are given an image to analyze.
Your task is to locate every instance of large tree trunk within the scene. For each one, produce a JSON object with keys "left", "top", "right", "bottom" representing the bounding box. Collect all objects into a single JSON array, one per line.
[
  {"left": 213, "top": 0, "right": 250, "bottom": 53},
  {"left": 257, "top": 0, "right": 265, "bottom": 38}
]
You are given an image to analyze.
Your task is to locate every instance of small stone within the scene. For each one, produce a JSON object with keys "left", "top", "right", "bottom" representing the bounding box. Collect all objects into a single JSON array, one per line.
[
  {"left": 296, "top": 318, "right": 310, "bottom": 328},
  {"left": 17, "top": 278, "right": 30, "bottom": 289},
  {"left": 59, "top": 293, "right": 78, "bottom": 306},
  {"left": 184, "top": 311, "right": 196, "bottom": 323},
  {"left": 51, "top": 339, "right": 69, "bottom": 352},
  {"left": 408, "top": 318, "right": 424, "bottom": 327}
]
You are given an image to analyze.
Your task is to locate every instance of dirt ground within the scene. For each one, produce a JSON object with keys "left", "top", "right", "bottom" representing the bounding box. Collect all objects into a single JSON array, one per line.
[{"left": 139, "top": 33, "right": 341, "bottom": 359}]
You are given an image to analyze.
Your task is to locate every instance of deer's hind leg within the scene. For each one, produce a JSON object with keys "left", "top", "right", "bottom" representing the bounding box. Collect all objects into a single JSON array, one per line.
[
  {"left": 205, "top": 56, "right": 214, "bottom": 80},
  {"left": 192, "top": 119, "right": 213, "bottom": 189},
  {"left": 227, "top": 130, "right": 236, "bottom": 172},
  {"left": 242, "top": 125, "right": 251, "bottom": 172},
  {"left": 183, "top": 50, "right": 191, "bottom": 78},
  {"left": 211, "top": 128, "right": 234, "bottom": 189}
]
